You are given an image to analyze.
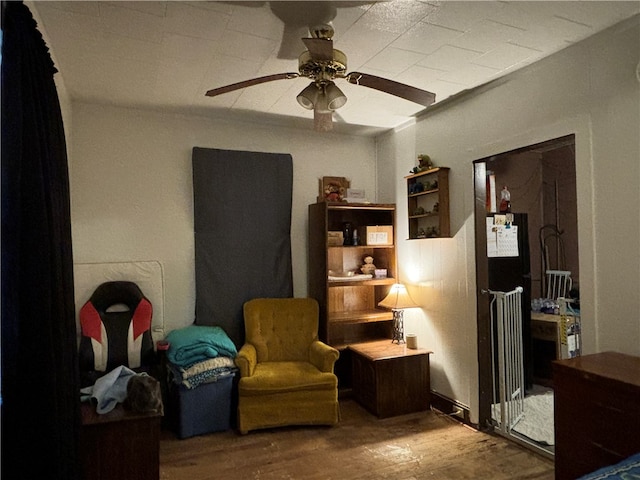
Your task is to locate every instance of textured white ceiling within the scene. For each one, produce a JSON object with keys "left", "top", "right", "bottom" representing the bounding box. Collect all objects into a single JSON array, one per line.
[{"left": 30, "top": 1, "right": 640, "bottom": 134}]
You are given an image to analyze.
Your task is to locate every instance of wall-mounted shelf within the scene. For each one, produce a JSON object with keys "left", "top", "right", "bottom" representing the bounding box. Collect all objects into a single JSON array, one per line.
[{"left": 406, "top": 167, "right": 450, "bottom": 239}]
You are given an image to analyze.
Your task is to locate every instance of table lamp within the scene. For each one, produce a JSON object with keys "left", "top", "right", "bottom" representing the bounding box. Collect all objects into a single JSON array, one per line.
[{"left": 378, "top": 283, "right": 418, "bottom": 344}]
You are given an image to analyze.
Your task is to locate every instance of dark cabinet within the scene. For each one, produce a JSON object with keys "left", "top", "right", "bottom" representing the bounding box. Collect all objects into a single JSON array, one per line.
[
  {"left": 80, "top": 403, "right": 161, "bottom": 480},
  {"left": 553, "top": 352, "right": 640, "bottom": 480}
]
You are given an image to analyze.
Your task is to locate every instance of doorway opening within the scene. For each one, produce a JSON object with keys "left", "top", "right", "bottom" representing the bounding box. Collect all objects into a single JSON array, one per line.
[{"left": 474, "top": 134, "right": 579, "bottom": 456}]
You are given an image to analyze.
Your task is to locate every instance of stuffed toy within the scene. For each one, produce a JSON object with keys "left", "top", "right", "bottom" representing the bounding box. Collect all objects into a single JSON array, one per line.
[{"left": 324, "top": 182, "right": 345, "bottom": 202}]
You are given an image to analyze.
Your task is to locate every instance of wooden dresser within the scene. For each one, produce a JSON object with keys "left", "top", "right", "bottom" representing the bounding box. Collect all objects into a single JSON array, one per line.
[
  {"left": 553, "top": 351, "right": 640, "bottom": 480},
  {"left": 349, "top": 340, "right": 432, "bottom": 418}
]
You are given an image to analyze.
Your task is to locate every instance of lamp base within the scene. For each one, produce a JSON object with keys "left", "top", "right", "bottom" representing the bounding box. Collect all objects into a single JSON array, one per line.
[{"left": 391, "top": 309, "right": 405, "bottom": 344}]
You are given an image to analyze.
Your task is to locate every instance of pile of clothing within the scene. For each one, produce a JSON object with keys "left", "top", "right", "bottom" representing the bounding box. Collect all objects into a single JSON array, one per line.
[
  {"left": 80, "top": 366, "right": 163, "bottom": 415},
  {"left": 165, "top": 325, "right": 238, "bottom": 389}
]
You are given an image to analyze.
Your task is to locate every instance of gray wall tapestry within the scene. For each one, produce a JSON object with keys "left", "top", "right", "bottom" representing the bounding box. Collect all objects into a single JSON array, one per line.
[{"left": 192, "top": 147, "right": 293, "bottom": 347}]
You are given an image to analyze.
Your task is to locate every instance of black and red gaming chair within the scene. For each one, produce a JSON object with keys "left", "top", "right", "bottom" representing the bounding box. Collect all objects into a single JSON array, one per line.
[{"left": 79, "top": 281, "right": 155, "bottom": 387}]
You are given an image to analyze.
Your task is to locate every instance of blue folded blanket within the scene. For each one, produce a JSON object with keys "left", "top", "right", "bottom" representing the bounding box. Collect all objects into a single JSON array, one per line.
[{"left": 166, "top": 325, "right": 237, "bottom": 367}]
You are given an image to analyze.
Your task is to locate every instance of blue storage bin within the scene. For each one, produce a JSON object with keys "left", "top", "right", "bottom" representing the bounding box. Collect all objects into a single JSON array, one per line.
[{"left": 171, "top": 372, "right": 235, "bottom": 439}]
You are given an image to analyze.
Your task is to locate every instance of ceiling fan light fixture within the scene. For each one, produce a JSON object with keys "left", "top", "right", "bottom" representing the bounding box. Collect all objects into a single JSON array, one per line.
[
  {"left": 205, "top": 25, "right": 437, "bottom": 132},
  {"left": 325, "top": 82, "right": 346, "bottom": 110},
  {"left": 296, "top": 82, "right": 319, "bottom": 110}
]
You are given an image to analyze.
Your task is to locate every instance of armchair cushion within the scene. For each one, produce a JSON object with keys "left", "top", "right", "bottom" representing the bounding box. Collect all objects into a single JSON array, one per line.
[
  {"left": 243, "top": 297, "right": 321, "bottom": 362},
  {"left": 239, "top": 361, "right": 337, "bottom": 396}
]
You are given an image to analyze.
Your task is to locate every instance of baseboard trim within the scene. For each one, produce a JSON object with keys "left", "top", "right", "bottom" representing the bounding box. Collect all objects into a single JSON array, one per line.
[{"left": 430, "top": 391, "right": 476, "bottom": 429}]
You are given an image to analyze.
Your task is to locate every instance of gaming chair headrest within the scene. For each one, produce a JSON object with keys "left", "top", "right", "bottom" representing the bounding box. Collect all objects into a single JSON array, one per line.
[{"left": 88, "top": 281, "right": 147, "bottom": 315}]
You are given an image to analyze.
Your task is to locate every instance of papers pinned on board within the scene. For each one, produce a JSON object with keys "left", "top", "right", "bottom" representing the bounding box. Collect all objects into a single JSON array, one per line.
[{"left": 486, "top": 217, "right": 519, "bottom": 257}]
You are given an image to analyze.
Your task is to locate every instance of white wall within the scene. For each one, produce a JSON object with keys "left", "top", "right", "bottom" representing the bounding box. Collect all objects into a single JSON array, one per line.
[
  {"left": 377, "top": 16, "right": 640, "bottom": 423},
  {"left": 69, "top": 104, "right": 377, "bottom": 333}
]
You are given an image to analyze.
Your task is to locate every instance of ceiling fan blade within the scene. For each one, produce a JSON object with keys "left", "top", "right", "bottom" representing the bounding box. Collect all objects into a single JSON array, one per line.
[
  {"left": 345, "top": 72, "right": 436, "bottom": 107},
  {"left": 314, "top": 109, "right": 333, "bottom": 132},
  {"left": 205, "top": 73, "right": 299, "bottom": 97},
  {"left": 302, "top": 37, "right": 334, "bottom": 61}
]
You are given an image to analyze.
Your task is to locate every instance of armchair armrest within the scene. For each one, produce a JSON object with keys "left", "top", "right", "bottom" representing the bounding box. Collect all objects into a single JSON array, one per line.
[
  {"left": 235, "top": 343, "right": 257, "bottom": 377},
  {"left": 309, "top": 340, "right": 339, "bottom": 373}
]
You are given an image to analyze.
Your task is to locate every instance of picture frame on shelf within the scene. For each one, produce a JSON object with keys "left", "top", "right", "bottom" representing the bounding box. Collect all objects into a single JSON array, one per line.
[{"left": 318, "top": 176, "right": 350, "bottom": 203}]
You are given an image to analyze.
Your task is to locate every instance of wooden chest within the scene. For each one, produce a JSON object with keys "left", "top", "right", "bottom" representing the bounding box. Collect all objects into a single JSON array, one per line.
[
  {"left": 350, "top": 340, "right": 432, "bottom": 418},
  {"left": 81, "top": 403, "right": 161, "bottom": 480}
]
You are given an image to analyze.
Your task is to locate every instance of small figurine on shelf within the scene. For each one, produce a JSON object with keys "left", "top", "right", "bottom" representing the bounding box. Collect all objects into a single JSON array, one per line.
[
  {"left": 418, "top": 154, "right": 433, "bottom": 170},
  {"left": 409, "top": 182, "right": 424, "bottom": 194},
  {"left": 342, "top": 222, "right": 353, "bottom": 245},
  {"left": 427, "top": 226, "right": 439, "bottom": 238},
  {"left": 413, "top": 206, "right": 425, "bottom": 216},
  {"left": 432, "top": 202, "right": 439, "bottom": 213},
  {"left": 360, "top": 256, "right": 376, "bottom": 275},
  {"left": 499, "top": 186, "right": 511, "bottom": 213},
  {"left": 410, "top": 154, "right": 434, "bottom": 174},
  {"left": 417, "top": 228, "right": 427, "bottom": 239}
]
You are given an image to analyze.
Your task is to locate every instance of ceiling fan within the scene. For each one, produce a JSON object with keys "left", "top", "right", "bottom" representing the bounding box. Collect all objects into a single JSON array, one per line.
[{"left": 205, "top": 24, "right": 436, "bottom": 132}]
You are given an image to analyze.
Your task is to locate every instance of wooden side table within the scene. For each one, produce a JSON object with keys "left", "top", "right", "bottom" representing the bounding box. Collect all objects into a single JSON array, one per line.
[
  {"left": 349, "top": 340, "right": 432, "bottom": 418},
  {"left": 80, "top": 402, "right": 161, "bottom": 480}
]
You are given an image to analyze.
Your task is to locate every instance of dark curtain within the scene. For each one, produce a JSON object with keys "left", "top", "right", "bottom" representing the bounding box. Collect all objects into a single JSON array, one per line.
[
  {"left": 1, "top": 2, "right": 80, "bottom": 479},
  {"left": 192, "top": 147, "right": 294, "bottom": 347}
]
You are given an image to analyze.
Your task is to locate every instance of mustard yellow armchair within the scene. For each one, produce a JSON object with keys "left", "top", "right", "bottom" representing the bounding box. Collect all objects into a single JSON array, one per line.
[{"left": 235, "top": 298, "right": 340, "bottom": 434}]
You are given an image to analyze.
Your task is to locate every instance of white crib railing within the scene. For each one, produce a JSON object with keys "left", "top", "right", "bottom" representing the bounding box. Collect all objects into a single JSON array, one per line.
[{"left": 489, "top": 287, "right": 525, "bottom": 435}]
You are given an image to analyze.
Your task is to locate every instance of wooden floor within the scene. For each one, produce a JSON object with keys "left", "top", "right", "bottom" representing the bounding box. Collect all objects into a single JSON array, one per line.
[{"left": 160, "top": 399, "right": 554, "bottom": 480}]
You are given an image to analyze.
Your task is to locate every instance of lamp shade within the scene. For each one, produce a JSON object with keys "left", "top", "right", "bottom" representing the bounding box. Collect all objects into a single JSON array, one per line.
[
  {"left": 299, "top": 81, "right": 346, "bottom": 113},
  {"left": 324, "top": 82, "right": 347, "bottom": 110},
  {"left": 378, "top": 284, "right": 418, "bottom": 310},
  {"left": 296, "top": 82, "right": 319, "bottom": 110}
]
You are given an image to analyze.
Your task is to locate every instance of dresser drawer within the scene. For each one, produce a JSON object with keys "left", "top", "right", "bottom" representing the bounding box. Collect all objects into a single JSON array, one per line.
[
  {"left": 562, "top": 373, "right": 640, "bottom": 451},
  {"left": 590, "top": 394, "right": 640, "bottom": 457}
]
